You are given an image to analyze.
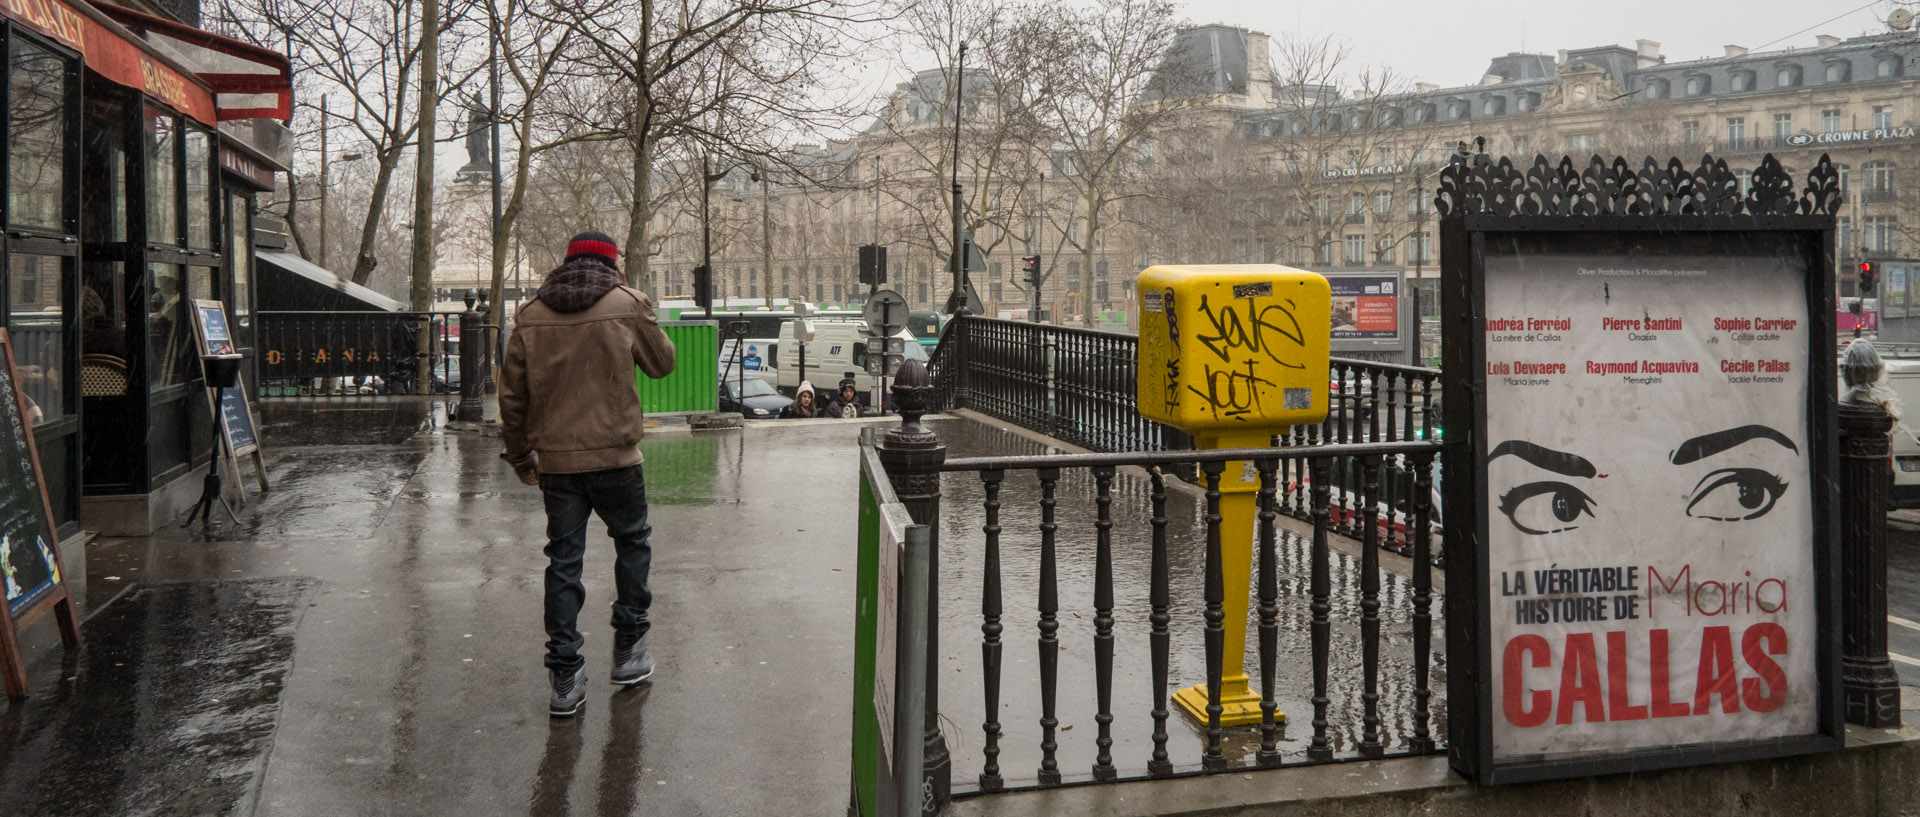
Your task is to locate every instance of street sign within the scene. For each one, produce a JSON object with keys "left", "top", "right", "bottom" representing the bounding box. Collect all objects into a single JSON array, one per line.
[{"left": 863, "top": 289, "right": 909, "bottom": 333}]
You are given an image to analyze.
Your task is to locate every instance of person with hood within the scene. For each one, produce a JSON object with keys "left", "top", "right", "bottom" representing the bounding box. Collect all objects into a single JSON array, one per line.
[
  {"left": 500, "top": 230, "right": 677, "bottom": 717},
  {"left": 825, "top": 377, "right": 865, "bottom": 419},
  {"left": 781, "top": 380, "right": 820, "bottom": 418}
]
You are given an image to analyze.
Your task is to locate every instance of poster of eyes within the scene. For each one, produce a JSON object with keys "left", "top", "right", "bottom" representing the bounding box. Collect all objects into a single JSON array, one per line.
[{"left": 1481, "top": 249, "right": 1815, "bottom": 763}]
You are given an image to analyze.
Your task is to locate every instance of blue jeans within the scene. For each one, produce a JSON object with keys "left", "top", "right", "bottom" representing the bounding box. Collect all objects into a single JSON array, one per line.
[{"left": 539, "top": 464, "right": 652, "bottom": 673}]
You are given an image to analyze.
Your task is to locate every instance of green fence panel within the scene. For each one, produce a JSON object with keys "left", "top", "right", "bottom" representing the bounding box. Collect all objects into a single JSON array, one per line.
[
  {"left": 854, "top": 466, "right": 881, "bottom": 817},
  {"left": 639, "top": 320, "right": 718, "bottom": 414}
]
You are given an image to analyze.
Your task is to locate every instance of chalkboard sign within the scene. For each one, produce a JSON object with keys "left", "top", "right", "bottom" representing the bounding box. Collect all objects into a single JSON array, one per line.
[
  {"left": 0, "top": 329, "right": 80, "bottom": 697},
  {"left": 220, "top": 383, "right": 258, "bottom": 456}
]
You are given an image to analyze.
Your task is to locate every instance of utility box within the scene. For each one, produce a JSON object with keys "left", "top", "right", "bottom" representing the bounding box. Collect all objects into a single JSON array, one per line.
[{"left": 1135, "top": 264, "right": 1333, "bottom": 442}]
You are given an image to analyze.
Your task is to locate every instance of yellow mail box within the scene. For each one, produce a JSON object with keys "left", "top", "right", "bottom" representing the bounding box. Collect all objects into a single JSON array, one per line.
[{"left": 1135, "top": 264, "right": 1332, "bottom": 435}]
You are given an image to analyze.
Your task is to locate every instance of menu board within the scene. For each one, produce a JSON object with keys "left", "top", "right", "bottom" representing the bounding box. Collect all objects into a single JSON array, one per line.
[
  {"left": 220, "top": 384, "right": 258, "bottom": 456},
  {"left": 0, "top": 351, "right": 59, "bottom": 620},
  {"left": 193, "top": 300, "right": 236, "bottom": 357},
  {"left": 1480, "top": 246, "right": 1818, "bottom": 765}
]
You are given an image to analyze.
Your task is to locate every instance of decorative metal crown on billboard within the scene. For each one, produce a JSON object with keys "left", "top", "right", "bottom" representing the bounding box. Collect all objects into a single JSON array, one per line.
[{"left": 1433, "top": 152, "right": 1842, "bottom": 218}]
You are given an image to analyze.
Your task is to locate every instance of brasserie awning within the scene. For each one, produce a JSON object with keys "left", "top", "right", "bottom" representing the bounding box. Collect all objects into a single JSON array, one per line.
[{"left": 94, "top": 4, "right": 293, "bottom": 121}]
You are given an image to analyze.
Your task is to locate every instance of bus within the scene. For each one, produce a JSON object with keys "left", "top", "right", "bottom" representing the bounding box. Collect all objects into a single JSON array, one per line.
[{"left": 906, "top": 309, "right": 944, "bottom": 349}]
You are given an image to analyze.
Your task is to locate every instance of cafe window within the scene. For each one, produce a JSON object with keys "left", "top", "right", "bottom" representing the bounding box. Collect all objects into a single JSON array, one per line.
[
  {"left": 82, "top": 89, "right": 128, "bottom": 242},
  {"left": 185, "top": 129, "right": 214, "bottom": 250},
  {"left": 145, "top": 109, "right": 180, "bottom": 246},
  {"left": 146, "top": 263, "right": 190, "bottom": 386},
  {"left": 9, "top": 35, "right": 70, "bottom": 232},
  {"left": 229, "top": 193, "right": 252, "bottom": 344},
  {"left": 9, "top": 253, "right": 68, "bottom": 425}
]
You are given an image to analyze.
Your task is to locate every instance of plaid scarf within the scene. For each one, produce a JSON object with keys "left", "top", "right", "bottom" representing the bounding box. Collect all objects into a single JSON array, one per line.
[{"left": 535, "top": 258, "right": 624, "bottom": 313}]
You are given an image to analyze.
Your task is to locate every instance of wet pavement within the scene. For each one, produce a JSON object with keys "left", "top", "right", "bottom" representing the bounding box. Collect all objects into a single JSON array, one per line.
[{"left": 0, "top": 410, "right": 1434, "bottom": 816}]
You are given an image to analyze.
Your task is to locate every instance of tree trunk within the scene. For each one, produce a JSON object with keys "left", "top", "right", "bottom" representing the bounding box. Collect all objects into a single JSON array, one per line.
[
  {"left": 1081, "top": 200, "right": 1097, "bottom": 328},
  {"left": 625, "top": 141, "right": 654, "bottom": 295},
  {"left": 349, "top": 152, "right": 400, "bottom": 286},
  {"left": 411, "top": 0, "right": 440, "bottom": 394}
]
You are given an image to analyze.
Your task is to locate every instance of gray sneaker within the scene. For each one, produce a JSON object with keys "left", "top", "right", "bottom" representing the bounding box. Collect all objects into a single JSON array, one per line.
[
  {"left": 612, "top": 636, "right": 655, "bottom": 686},
  {"left": 549, "top": 666, "right": 587, "bottom": 717}
]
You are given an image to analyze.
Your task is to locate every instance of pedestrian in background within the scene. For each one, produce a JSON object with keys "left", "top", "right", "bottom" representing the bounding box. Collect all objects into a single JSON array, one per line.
[
  {"left": 500, "top": 230, "right": 677, "bottom": 717},
  {"left": 782, "top": 380, "right": 820, "bottom": 418},
  {"left": 826, "top": 377, "right": 864, "bottom": 418}
]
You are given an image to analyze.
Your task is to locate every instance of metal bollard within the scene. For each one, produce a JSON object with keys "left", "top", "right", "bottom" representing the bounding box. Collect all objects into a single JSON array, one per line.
[
  {"left": 458, "top": 294, "right": 485, "bottom": 422},
  {"left": 1838, "top": 398, "right": 1901, "bottom": 727},
  {"left": 875, "top": 360, "right": 950, "bottom": 813}
]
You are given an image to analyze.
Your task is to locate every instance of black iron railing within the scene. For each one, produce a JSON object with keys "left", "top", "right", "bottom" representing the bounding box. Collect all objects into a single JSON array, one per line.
[
  {"left": 255, "top": 310, "right": 473, "bottom": 397},
  {"left": 929, "top": 315, "right": 1444, "bottom": 556},
  {"left": 936, "top": 439, "right": 1443, "bottom": 792}
]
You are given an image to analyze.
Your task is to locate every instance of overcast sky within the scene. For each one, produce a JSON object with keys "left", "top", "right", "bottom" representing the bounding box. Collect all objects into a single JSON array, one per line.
[{"left": 1178, "top": 0, "right": 1898, "bottom": 88}]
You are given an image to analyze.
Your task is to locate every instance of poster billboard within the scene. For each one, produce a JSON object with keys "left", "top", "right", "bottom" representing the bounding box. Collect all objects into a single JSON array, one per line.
[
  {"left": 1480, "top": 240, "right": 1826, "bottom": 770},
  {"left": 1326, "top": 271, "right": 1405, "bottom": 356}
]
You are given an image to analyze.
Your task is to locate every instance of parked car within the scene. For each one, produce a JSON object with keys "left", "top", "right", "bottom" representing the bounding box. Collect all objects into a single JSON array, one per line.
[{"left": 720, "top": 376, "right": 793, "bottom": 419}]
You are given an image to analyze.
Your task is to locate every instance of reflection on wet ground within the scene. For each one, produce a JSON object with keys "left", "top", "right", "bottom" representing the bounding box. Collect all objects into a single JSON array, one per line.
[
  {"left": 0, "top": 578, "right": 311, "bottom": 816},
  {"left": 931, "top": 419, "right": 1449, "bottom": 787}
]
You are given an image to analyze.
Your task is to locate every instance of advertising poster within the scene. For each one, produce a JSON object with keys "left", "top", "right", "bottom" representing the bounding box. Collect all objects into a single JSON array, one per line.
[
  {"left": 1328, "top": 275, "right": 1400, "bottom": 339},
  {"left": 1481, "top": 250, "right": 1817, "bottom": 764}
]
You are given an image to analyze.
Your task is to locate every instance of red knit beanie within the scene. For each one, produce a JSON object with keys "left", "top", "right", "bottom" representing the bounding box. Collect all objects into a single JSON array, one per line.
[{"left": 565, "top": 231, "right": 619, "bottom": 266}]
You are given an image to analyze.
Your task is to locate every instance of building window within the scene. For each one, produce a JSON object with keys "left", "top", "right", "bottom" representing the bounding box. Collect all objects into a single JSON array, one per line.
[
  {"left": 1347, "top": 193, "right": 1366, "bottom": 219},
  {"left": 1772, "top": 112, "right": 1792, "bottom": 140},
  {"left": 1823, "top": 109, "right": 1842, "bottom": 133},
  {"left": 1825, "top": 61, "right": 1852, "bottom": 83},
  {"left": 1682, "top": 120, "right": 1700, "bottom": 144},
  {"left": 1865, "top": 216, "right": 1900, "bottom": 254},
  {"left": 1095, "top": 261, "right": 1109, "bottom": 300},
  {"left": 1878, "top": 57, "right": 1902, "bottom": 79},
  {"left": 1066, "top": 261, "right": 1080, "bottom": 288},
  {"left": 1730, "top": 70, "right": 1753, "bottom": 92},
  {"left": 1686, "top": 76, "right": 1709, "bottom": 96},
  {"left": 1343, "top": 234, "right": 1365, "bottom": 265},
  {"left": 1863, "top": 160, "right": 1896, "bottom": 194},
  {"left": 1644, "top": 78, "right": 1668, "bottom": 99},
  {"left": 1726, "top": 117, "right": 1746, "bottom": 147},
  {"left": 1448, "top": 100, "right": 1469, "bottom": 120},
  {"left": 1410, "top": 232, "right": 1432, "bottom": 264},
  {"left": 1316, "top": 242, "right": 1333, "bottom": 266},
  {"left": 1735, "top": 170, "right": 1752, "bottom": 196},
  {"left": 1512, "top": 135, "right": 1530, "bottom": 155},
  {"left": 1838, "top": 216, "right": 1852, "bottom": 255},
  {"left": 1372, "top": 190, "right": 1392, "bottom": 217},
  {"left": 1566, "top": 132, "right": 1598, "bottom": 152},
  {"left": 1874, "top": 105, "right": 1894, "bottom": 130},
  {"left": 1776, "top": 65, "right": 1801, "bottom": 88},
  {"left": 1376, "top": 237, "right": 1395, "bottom": 265},
  {"left": 1481, "top": 96, "right": 1505, "bottom": 116}
]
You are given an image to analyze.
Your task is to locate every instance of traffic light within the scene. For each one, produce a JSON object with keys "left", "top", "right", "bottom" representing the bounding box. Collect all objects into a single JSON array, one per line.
[
  {"left": 693, "top": 264, "right": 713, "bottom": 310},
  {"left": 1860, "top": 260, "right": 1878, "bottom": 295},
  {"left": 1022, "top": 255, "right": 1042, "bottom": 288},
  {"left": 858, "top": 244, "right": 888, "bottom": 285}
]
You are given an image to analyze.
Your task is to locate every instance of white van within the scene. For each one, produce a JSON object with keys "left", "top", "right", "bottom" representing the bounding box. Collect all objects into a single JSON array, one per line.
[{"left": 775, "top": 319, "right": 929, "bottom": 399}]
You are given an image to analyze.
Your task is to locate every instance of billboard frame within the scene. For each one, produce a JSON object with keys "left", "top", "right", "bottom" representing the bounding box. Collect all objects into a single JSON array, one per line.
[{"left": 1438, "top": 151, "right": 1844, "bottom": 785}]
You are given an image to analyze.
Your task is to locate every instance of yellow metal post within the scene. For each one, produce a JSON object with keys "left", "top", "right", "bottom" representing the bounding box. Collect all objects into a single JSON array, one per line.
[{"left": 1135, "top": 265, "right": 1331, "bottom": 728}]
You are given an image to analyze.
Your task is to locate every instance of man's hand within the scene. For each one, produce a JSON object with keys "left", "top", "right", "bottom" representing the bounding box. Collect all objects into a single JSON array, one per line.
[{"left": 502, "top": 452, "right": 539, "bottom": 486}]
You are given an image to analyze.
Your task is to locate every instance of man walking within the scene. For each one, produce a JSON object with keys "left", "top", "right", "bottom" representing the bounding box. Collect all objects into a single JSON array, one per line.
[{"left": 501, "top": 230, "right": 677, "bottom": 717}]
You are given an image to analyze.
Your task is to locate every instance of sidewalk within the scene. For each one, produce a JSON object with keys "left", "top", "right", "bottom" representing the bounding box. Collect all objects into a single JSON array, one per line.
[{"left": 1, "top": 416, "right": 896, "bottom": 817}]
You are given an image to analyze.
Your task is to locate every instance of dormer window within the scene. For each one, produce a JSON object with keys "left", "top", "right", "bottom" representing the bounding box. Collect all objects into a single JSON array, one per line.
[
  {"left": 1481, "top": 96, "right": 1506, "bottom": 116},
  {"left": 1776, "top": 65, "right": 1801, "bottom": 87},
  {"left": 1730, "top": 70, "right": 1754, "bottom": 92},
  {"left": 1877, "top": 57, "right": 1901, "bottom": 79},
  {"left": 1516, "top": 92, "right": 1537, "bottom": 112},
  {"left": 1448, "top": 100, "right": 1469, "bottom": 120},
  {"left": 1644, "top": 78, "right": 1669, "bottom": 99},
  {"left": 1826, "top": 61, "right": 1852, "bottom": 82},
  {"left": 1686, "top": 75, "right": 1710, "bottom": 96}
]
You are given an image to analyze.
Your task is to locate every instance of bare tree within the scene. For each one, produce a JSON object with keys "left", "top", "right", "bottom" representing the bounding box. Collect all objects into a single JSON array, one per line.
[{"left": 1024, "top": 0, "right": 1199, "bottom": 327}]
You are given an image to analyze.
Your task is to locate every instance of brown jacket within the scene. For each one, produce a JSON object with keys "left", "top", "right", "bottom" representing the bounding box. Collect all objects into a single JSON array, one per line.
[{"left": 501, "top": 285, "right": 676, "bottom": 474}]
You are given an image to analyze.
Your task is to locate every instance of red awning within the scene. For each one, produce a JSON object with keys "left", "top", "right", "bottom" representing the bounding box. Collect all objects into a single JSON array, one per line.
[
  {"left": 93, "top": 4, "right": 292, "bottom": 122},
  {"left": 0, "top": 0, "right": 218, "bottom": 124}
]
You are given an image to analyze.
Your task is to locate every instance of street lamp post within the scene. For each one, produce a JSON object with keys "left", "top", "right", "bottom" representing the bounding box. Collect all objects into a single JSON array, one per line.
[
  {"left": 701, "top": 156, "right": 728, "bottom": 319},
  {"left": 945, "top": 42, "right": 971, "bottom": 318},
  {"left": 753, "top": 168, "right": 772, "bottom": 308}
]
